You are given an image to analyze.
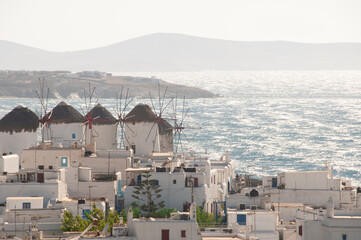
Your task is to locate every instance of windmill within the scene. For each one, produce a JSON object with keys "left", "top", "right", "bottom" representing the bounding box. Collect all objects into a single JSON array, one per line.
[
  {"left": 113, "top": 86, "right": 134, "bottom": 149},
  {"left": 169, "top": 94, "right": 201, "bottom": 153},
  {"left": 146, "top": 84, "right": 174, "bottom": 152},
  {"left": 35, "top": 77, "right": 53, "bottom": 142}
]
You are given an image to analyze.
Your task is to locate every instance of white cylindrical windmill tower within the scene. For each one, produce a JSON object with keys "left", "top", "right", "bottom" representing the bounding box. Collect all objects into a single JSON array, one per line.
[
  {"left": 0, "top": 106, "right": 39, "bottom": 157},
  {"left": 84, "top": 103, "right": 117, "bottom": 150},
  {"left": 124, "top": 103, "right": 173, "bottom": 156},
  {"left": 42, "top": 101, "right": 85, "bottom": 147}
]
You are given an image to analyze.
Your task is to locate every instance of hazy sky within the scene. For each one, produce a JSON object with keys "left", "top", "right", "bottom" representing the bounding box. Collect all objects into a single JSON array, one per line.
[{"left": 1, "top": 0, "right": 360, "bottom": 52}]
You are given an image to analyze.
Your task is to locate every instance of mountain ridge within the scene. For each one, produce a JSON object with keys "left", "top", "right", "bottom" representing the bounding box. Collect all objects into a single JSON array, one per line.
[{"left": 1, "top": 33, "right": 361, "bottom": 71}]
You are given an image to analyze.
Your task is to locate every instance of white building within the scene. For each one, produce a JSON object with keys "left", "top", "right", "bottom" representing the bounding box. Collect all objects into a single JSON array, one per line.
[
  {"left": 0, "top": 168, "right": 67, "bottom": 206},
  {"left": 21, "top": 147, "right": 132, "bottom": 187},
  {"left": 124, "top": 104, "right": 173, "bottom": 156},
  {"left": 84, "top": 103, "right": 118, "bottom": 150},
  {"left": 262, "top": 170, "right": 357, "bottom": 209},
  {"left": 1, "top": 196, "right": 63, "bottom": 236},
  {"left": 296, "top": 197, "right": 361, "bottom": 240},
  {"left": 0, "top": 154, "right": 19, "bottom": 174},
  {"left": 127, "top": 203, "right": 202, "bottom": 240},
  {"left": 65, "top": 166, "right": 121, "bottom": 207},
  {"left": 227, "top": 208, "right": 279, "bottom": 240},
  {"left": 124, "top": 152, "right": 234, "bottom": 214},
  {"left": 229, "top": 170, "right": 357, "bottom": 213},
  {"left": 6, "top": 196, "right": 43, "bottom": 210},
  {"left": 0, "top": 106, "right": 39, "bottom": 158},
  {"left": 42, "top": 101, "right": 85, "bottom": 147}
]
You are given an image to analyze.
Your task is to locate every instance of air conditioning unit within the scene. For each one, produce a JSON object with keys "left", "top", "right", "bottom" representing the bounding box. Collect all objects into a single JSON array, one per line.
[{"left": 250, "top": 205, "right": 257, "bottom": 210}]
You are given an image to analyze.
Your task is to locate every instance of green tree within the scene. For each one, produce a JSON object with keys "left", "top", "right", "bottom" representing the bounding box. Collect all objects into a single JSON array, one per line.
[
  {"left": 131, "top": 171, "right": 165, "bottom": 217},
  {"left": 196, "top": 206, "right": 220, "bottom": 227},
  {"left": 61, "top": 204, "right": 120, "bottom": 232}
]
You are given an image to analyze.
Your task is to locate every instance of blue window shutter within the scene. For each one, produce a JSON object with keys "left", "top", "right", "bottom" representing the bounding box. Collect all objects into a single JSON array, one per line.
[
  {"left": 82, "top": 209, "right": 90, "bottom": 219},
  {"left": 237, "top": 214, "right": 247, "bottom": 225},
  {"left": 23, "top": 202, "right": 31, "bottom": 209}
]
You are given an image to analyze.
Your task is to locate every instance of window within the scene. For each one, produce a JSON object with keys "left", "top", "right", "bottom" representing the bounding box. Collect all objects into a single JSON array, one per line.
[
  {"left": 181, "top": 230, "right": 186, "bottom": 238},
  {"left": 237, "top": 214, "right": 246, "bottom": 225},
  {"left": 9, "top": 130, "right": 13, "bottom": 135},
  {"left": 342, "top": 234, "right": 347, "bottom": 240},
  {"left": 82, "top": 209, "right": 90, "bottom": 219},
  {"left": 72, "top": 133, "right": 76, "bottom": 139},
  {"left": 23, "top": 202, "right": 31, "bottom": 209},
  {"left": 61, "top": 157, "right": 68, "bottom": 167},
  {"left": 298, "top": 225, "right": 303, "bottom": 236},
  {"left": 173, "top": 179, "right": 177, "bottom": 184}
]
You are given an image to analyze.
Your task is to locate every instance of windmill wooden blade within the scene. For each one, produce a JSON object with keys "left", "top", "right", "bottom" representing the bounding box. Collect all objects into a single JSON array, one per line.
[
  {"left": 145, "top": 122, "right": 157, "bottom": 142},
  {"left": 124, "top": 122, "right": 135, "bottom": 134},
  {"left": 149, "top": 91, "right": 156, "bottom": 114},
  {"left": 180, "top": 108, "right": 190, "bottom": 126},
  {"left": 160, "top": 97, "right": 174, "bottom": 117}
]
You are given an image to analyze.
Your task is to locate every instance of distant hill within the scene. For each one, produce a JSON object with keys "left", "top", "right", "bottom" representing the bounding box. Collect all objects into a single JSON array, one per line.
[
  {"left": 0, "top": 71, "right": 215, "bottom": 99},
  {"left": 1, "top": 33, "right": 361, "bottom": 71}
]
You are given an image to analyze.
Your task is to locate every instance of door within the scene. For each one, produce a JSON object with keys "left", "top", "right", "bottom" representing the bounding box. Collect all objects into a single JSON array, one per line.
[
  {"left": 37, "top": 173, "right": 44, "bottom": 183},
  {"left": 272, "top": 177, "right": 277, "bottom": 188},
  {"left": 194, "top": 177, "right": 198, "bottom": 187},
  {"left": 161, "top": 229, "right": 169, "bottom": 240}
]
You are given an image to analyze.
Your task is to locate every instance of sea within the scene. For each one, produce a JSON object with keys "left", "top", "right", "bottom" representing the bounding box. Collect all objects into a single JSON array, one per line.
[{"left": 1, "top": 70, "right": 361, "bottom": 186}]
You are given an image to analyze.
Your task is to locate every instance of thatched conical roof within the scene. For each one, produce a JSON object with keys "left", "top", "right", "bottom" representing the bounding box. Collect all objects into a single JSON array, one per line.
[
  {"left": 86, "top": 103, "right": 117, "bottom": 125},
  {"left": 0, "top": 106, "right": 39, "bottom": 133},
  {"left": 43, "top": 101, "right": 84, "bottom": 124},
  {"left": 125, "top": 104, "right": 157, "bottom": 123}
]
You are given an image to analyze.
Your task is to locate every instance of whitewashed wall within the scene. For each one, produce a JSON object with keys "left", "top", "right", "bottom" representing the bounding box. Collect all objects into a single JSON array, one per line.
[
  {"left": 67, "top": 181, "right": 116, "bottom": 206},
  {"left": 0, "top": 181, "right": 67, "bottom": 206},
  {"left": 84, "top": 124, "right": 117, "bottom": 150},
  {"left": 0, "top": 154, "right": 19, "bottom": 173},
  {"left": 6, "top": 197, "right": 43, "bottom": 210},
  {"left": 131, "top": 219, "right": 201, "bottom": 240},
  {"left": 43, "top": 123, "right": 84, "bottom": 147},
  {"left": 0, "top": 130, "right": 38, "bottom": 159},
  {"left": 125, "top": 122, "right": 160, "bottom": 156},
  {"left": 284, "top": 171, "right": 341, "bottom": 190},
  {"left": 124, "top": 171, "right": 220, "bottom": 213},
  {"left": 21, "top": 148, "right": 83, "bottom": 169}
]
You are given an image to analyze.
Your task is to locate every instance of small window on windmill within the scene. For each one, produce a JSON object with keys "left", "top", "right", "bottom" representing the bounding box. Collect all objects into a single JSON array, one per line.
[
  {"left": 133, "top": 121, "right": 135, "bottom": 125},
  {"left": 9, "top": 130, "right": 13, "bottom": 135},
  {"left": 131, "top": 144, "right": 136, "bottom": 154},
  {"left": 72, "top": 133, "right": 76, "bottom": 139}
]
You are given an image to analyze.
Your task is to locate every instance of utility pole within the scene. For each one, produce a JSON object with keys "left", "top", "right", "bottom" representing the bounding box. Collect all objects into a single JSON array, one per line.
[
  {"left": 108, "top": 152, "right": 110, "bottom": 179},
  {"left": 89, "top": 186, "right": 94, "bottom": 210},
  {"left": 14, "top": 206, "right": 17, "bottom": 236},
  {"left": 254, "top": 209, "right": 257, "bottom": 238}
]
